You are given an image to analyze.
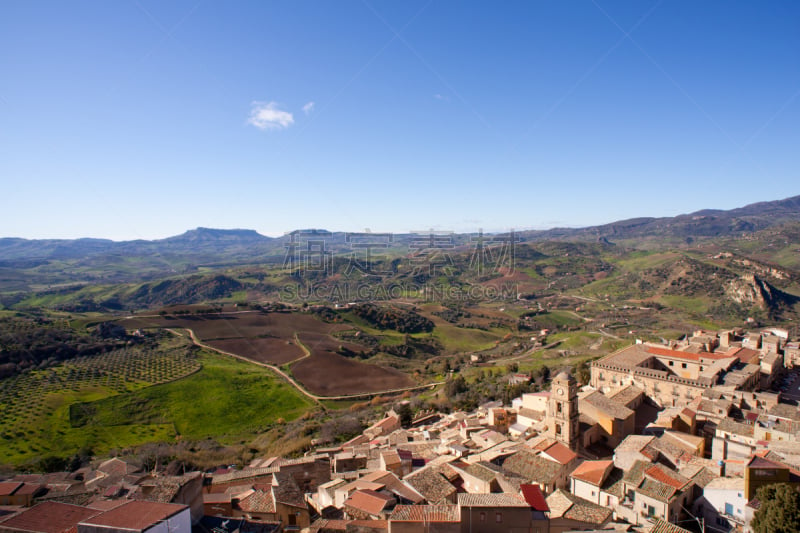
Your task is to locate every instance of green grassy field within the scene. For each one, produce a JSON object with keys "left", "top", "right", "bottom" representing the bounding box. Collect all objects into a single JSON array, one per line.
[
  {"left": 0, "top": 336, "right": 313, "bottom": 466},
  {"left": 73, "top": 350, "right": 314, "bottom": 442}
]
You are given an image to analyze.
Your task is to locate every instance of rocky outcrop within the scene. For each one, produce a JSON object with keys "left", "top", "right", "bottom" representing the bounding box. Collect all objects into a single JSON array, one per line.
[{"left": 726, "top": 274, "right": 799, "bottom": 315}]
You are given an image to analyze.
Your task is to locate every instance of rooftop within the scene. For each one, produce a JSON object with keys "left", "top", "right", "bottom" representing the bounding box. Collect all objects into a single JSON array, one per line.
[
  {"left": 457, "top": 493, "right": 529, "bottom": 508},
  {"left": 389, "top": 504, "right": 459, "bottom": 522},
  {"left": 0, "top": 501, "right": 101, "bottom": 533},
  {"left": 343, "top": 489, "right": 394, "bottom": 516},
  {"left": 582, "top": 391, "right": 634, "bottom": 420},
  {"left": 540, "top": 441, "right": 578, "bottom": 465},
  {"left": 570, "top": 460, "right": 613, "bottom": 487},
  {"left": 520, "top": 484, "right": 549, "bottom": 512},
  {"left": 545, "top": 489, "right": 612, "bottom": 524},
  {"left": 79, "top": 501, "right": 186, "bottom": 530},
  {"left": 502, "top": 449, "right": 563, "bottom": 485}
]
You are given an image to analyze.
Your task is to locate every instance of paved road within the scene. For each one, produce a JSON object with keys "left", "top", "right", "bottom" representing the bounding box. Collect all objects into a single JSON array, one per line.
[{"left": 177, "top": 328, "right": 444, "bottom": 403}]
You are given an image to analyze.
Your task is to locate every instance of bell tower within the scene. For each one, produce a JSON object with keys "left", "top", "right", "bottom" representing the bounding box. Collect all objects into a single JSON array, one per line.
[{"left": 547, "top": 371, "right": 579, "bottom": 450}]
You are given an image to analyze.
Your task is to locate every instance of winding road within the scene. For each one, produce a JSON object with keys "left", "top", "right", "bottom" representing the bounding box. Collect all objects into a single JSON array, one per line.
[{"left": 173, "top": 328, "right": 444, "bottom": 403}]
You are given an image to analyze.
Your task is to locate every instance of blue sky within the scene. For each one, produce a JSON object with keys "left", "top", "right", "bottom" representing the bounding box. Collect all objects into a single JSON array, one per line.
[{"left": 1, "top": 1, "right": 799, "bottom": 240}]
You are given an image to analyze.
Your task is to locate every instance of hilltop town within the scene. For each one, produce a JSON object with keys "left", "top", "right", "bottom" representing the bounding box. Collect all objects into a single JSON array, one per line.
[{"left": 1, "top": 326, "right": 798, "bottom": 533}]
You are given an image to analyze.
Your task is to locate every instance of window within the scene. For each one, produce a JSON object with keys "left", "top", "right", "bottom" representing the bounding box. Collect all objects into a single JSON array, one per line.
[
  {"left": 495, "top": 512, "right": 503, "bottom": 523},
  {"left": 725, "top": 503, "right": 734, "bottom": 516},
  {"left": 591, "top": 491, "right": 596, "bottom": 496},
  {"left": 682, "top": 362, "right": 687, "bottom": 369},
  {"left": 479, "top": 512, "right": 486, "bottom": 522},
  {"left": 557, "top": 402, "right": 562, "bottom": 414}
]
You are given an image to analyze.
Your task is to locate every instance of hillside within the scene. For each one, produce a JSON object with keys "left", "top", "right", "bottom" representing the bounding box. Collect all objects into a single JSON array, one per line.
[{"left": 519, "top": 194, "right": 800, "bottom": 243}]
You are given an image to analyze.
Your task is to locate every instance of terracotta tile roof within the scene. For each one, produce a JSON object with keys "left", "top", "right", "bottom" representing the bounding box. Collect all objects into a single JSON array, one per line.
[
  {"left": 79, "top": 501, "right": 187, "bottom": 530},
  {"left": 349, "top": 519, "right": 387, "bottom": 531},
  {"left": 615, "top": 435, "right": 655, "bottom": 454},
  {"left": 545, "top": 489, "right": 611, "bottom": 525},
  {"left": 404, "top": 466, "right": 456, "bottom": 504},
  {"left": 570, "top": 460, "right": 612, "bottom": 486},
  {"left": 747, "top": 456, "right": 785, "bottom": 469},
  {"left": 459, "top": 462, "right": 498, "bottom": 483},
  {"left": 637, "top": 478, "right": 678, "bottom": 503},
  {"left": 609, "top": 384, "right": 644, "bottom": 406},
  {"left": 501, "top": 449, "right": 562, "bottom": 485},
  {"left": 541, "top": 441, "right": 578, "bottom": 465},
  {"left": 603, "top": 468, "right": 625, "bottom": 498},
  {"left": 381, "top": 450, "right": 401, "bottom": 466},
  {"left": 623, "top": 460, "right": 651, "bottom": 486},
  {"left": 582, "top": 391, "right": 634, "bottom": 420},
  {"left": 645, "top": 464, "right": 690, "bottom": 491},
  {"left": 96, "top": 458, "right": 140, "bottom": 477},
  {"left": 272, "top": 472, "right": 306, "bottom": 509},
  {"left": 457, "top": 493, "right": 529, "bottom": 507},
  {"left": 389, "top": 504, "right": 459, "bottom": 522},
  {"left": 692, "top": 468, "right": 720, "bottom": 489},
  {"left": 343, "top": 489, "right": 393, "bottom": 516},
  {"left": 0, "top": 483, "right": 22, "bottom": 497},
  {"left": 85, "top": 500, "right": 130, "bottom": 512},
  {"left": 648, "top": 517, "right": 693, "bottom": 533},
  {"left": 238, "top": 489, "right": 276, "bottom": 514},
  {"left": 520, "top": 484, "right": 549, "bottom": 512},
  {"left": 211, "top": 467, "right": 278, "bottom": 485},
  {"left": 359, "top": 471, "right": 423, "bottom": 504},
  {"left": 0, "top": 502, "right": 101, "bottom": 533},
  {"left": 646, "top": 346, "right": 732, "bottom": 362}
]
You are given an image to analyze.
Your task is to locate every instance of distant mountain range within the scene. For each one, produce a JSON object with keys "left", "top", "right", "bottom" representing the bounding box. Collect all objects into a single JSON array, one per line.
[
  {"left": 2, "top": 195, "right": 800, "bottom": 262},
  {"left": 518, "top": 194, "right": 800, "bottom": 242}
]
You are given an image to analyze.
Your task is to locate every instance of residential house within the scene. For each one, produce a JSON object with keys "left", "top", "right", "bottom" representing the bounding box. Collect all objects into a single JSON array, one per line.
[
  {"left": 76, "top": 501, "right": 191, "bottom": 533},
  {"left": 744, "top": 455, "right": 800, "bottom": 500},
  {"left": 388, "top": 505, "right": 460, "bottom": 533},
  {"left": 613, "top": 435, "right": 658, "bottom": 471},
  {"left": 134, "top": 472, "right": 203, "bottom": 524},
  {"left": 569, "top": 460, "right": 624, "bottom": 508},
  {"left": 698, "top": 476, "right": 747, "bottom": 532},
  {"left": 403, "top": 462, "right": 457, "bottom": 505},
  {"left": 619, "top": 461, "right": 694, "bottom": 526},
  {"left": 545, "top": 489, "right": 612, "bottom": 533},
  {"left": 500, "top": 449, "right": 565, "bottom": 495},
  {"left": 343, "top": 489, "right": 395, "bottom": 520},
  {"left": 457, "top": 493, "right": 537, "bottom": 533},
  {"left": 0, "top": 501, "right": 102, "bottom": 533}
]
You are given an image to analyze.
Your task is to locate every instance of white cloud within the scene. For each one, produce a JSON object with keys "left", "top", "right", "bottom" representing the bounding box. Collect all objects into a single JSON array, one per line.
[
  {"left": 302, "top": 101, "right": 315, "bottom": 115},
  {"left": 248, "top": 101, "right": 294, "bottom": 130}
]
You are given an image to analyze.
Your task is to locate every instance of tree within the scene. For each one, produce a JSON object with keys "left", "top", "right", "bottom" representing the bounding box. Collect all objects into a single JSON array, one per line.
[
  {"left": 396, "top": 403, "right": 413, "bottom": 428},
  {"left": 752, "top": 483, "right": 800, "bottom": 533},
  {"left": 445, "top": 375, "right": 468, "bottom": 397}
]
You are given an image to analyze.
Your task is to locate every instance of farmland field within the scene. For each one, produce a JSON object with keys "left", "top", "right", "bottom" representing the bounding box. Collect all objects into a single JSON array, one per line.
[
  {"left": 205, "top": 337, "right": 304, "bottom": 365},
  {"left": 292, "top": 350, "right": 413, "bottom": 396},
  {"left": 0, "top": 333, "right": 314, "bottom": 467},
  {"left": 0, "top": 335, "right": 200, "bottom": 465},
  {"left": 118, "top": 310, "right": 416, "bottom": 396}
]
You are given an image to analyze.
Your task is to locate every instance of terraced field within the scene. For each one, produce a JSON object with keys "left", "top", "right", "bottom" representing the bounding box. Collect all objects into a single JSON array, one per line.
[
  {"left": 0, "top": 336, "right": 200, "bottom": 465},
  {"left": 0, "top": 333, "right": 314, "bottom": 466}
]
